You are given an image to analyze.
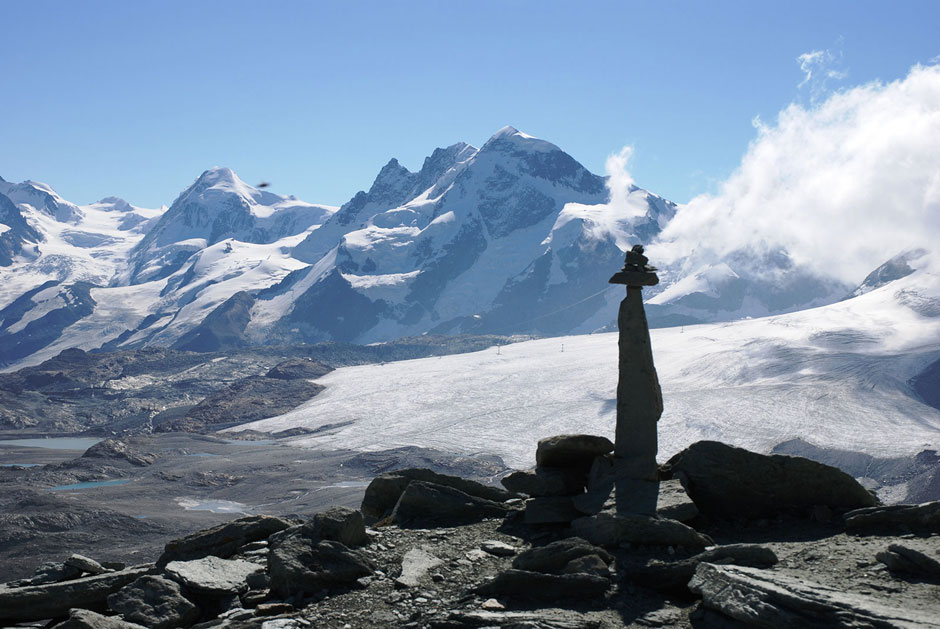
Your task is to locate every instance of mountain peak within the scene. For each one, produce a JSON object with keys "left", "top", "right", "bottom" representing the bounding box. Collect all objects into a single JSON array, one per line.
[
  {"left": 195, "top": 166, "right": 241, "bottom": 187},
  {"left": 483, "top": 126, "right": 559, "bottom": 153}
]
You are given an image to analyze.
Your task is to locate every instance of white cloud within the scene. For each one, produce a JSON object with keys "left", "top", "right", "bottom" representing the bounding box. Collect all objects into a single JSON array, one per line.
[
  {"left": 796, "top": 45, "right": 847, "bottom": 103},
  {"left": 604, "top": 146, "right": 650, "bottom": 219},
  {"left": 651, "top": 64, "right": 940, "bottom": 285}
]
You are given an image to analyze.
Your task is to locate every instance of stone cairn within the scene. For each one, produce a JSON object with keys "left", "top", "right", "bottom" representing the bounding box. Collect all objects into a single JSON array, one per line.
[{"left": 500, "top": 245, "right": 696, "bottom": 529}]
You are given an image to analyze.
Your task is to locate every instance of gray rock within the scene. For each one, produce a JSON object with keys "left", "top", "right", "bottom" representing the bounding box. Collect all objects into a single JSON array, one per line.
[
  {"left": 31, "top": 561, "right": 83, "bottom": 585},
  {"left": 689, "top": 562, "right": 940, "bottom": 628},
  {"left": 512, "top": 538, "right": 611, "bottom": 575},
  {"left": 844, "top": 500, "right": 940, "bottom": 535},
  {"left": 439, "top": 609, "right": 601, "bottom": 628},
  {"left": 876, "top": 543, "right": 940, "bottom": 577},
  {"left": 51, "top": 609, "right": 147, "bottom": 629},
  {"left": 268, "top": 530, "right": 374, "bottom": 597},
  {"left": 571, "top": 513, "right": 713, "bottom": 549},
  {"left": 395, "top": 548, "right": 443, "bottom": 588},
  {"left": 536, "top": 434, "right": 614, "bottom": 469},
  {"left": 656, "top": 478, "right": 698, "bottom": 522},
  {"left": 65, "top": 554, "right": 108, "bottom": 576},
  {"left": 107, "top": 575, "right": 199, "bottom": 629},
  {"left": 391, "top": 481, "right": 509, "bottom": 527},
  {"left": 524, "top": 495, "right": 582, "bottom": 524},
  {"left": 665, "top": 440, "right": 878, "bottom": 519},
  {"left": 157, "top": 515, "right": 294, "bottom": 567},
  {"left": 480, "top": 540, "right": 517, "bottom": 557},
  {"left": 562, "top": 554, "right": 610, "bottom": 578},
  {"left": 301, "top": 507, "right": 369, "bottom": 548},
  {"left": 164, "top": 557, "right": 262, "bottom": 594},
  {"left": 633, "top": 544, "right": 778, "bottom": 590},
  {"left": 361, "top": 468, "right": 515, "bottom": 523},
  {"left": 473, "top": 569, "right": 609, "bottom": 600},
  {"left": 0, "top": 564, "right": 151, "bottom": 623},
  {"left": 500, "top": 467, "right": 585, "bottom": 497},
  {"left": 81, "top": 439, "right": 157, "bottom": 467}
]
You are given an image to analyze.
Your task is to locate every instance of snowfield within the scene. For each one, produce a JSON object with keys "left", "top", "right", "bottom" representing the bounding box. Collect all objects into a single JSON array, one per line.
[{"left": 234, "top": 269, "right": 940, "bottom": 469}]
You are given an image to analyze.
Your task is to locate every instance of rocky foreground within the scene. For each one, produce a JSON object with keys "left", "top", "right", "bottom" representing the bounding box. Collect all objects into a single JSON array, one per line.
[{"left": 1, "top": 436, "right": 939, "bottom": 628}]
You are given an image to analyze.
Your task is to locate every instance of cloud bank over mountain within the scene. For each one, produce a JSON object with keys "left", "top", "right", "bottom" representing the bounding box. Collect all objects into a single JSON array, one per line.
[{"left": 652, "top": 63, "right": 940, "bottom": 284}]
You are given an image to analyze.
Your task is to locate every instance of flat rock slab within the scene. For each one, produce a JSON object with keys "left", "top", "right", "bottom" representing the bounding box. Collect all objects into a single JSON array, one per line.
[
  {"left": 361, "top": 468, "right": 516, "bottom": 523},
  {"left": 391, "top": 481, "right": 509, "bottom": 527},
  {"left": 65, "top": 554, "right": 108, "bottom": 576},
  {"left": 689, "top": 562, "right": 940, "bottom": 628},
  {"left": 666, "top": 440, "right": 877, "bottom": 519},
  {"left": 876, "top": 543, "right": 940, "bottom": 577},
  {"left": 396, "top": 548, "right": 443, "bottom": 588},
  {"left": 0, "top": 564, "right": 151, "bottom": 622},
  {"left": 474, "top": 569, "right": 609, "bottom": 600},
  {"left": 107, "top": 575, "right": 199, "bottom": 629},
  {"left": 157, "top": 514, "right": 294, "bottom": 566},
  {"left": 632, "top": 543, "right": 777, "bottom": 591},
  {"left": 165, "top": 556, "right": 262, "bottom": 594},
  {"left": 441, "top": 609, "right": 601, "bottom": 628},
  {"left": 51, "top": 609, "right": 147, "bottom": 629},
  {"left": 501, "top": 467, "right": 585, "bottom": 497},
  {"left": 571, "top": 513, "right": 713, "bottom": 549},
  {"left": 844, "top": 500, "right": 940, "bottom": 535},
  {"left": 536, "top": 435, "right": 613, "bottom": 469}
]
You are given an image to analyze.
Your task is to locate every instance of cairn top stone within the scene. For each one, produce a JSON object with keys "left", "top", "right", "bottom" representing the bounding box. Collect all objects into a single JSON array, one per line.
[{"left": 609, "top": 244, "right": 660, "bottom": 286}]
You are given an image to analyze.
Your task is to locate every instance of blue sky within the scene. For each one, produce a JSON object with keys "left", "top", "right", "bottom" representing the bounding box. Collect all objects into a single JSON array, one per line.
[{"left": 1, "top": 0, "right": 938, "bottom": 209}]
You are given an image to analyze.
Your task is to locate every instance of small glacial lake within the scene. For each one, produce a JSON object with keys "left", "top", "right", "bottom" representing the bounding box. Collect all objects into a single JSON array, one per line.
[
  {"left": 49, "top": 479, "right": 131, "bottom": 491},
  {"left": 0, "top": 463, "right": 42, "bottom": 468},
  {"left": 326, "top": 481, "right": 370, "bottom": 488},
  {"left": 0, "top": 438, "right": 101, "bottom": 450},
  {"left": 176, "top": 498, "right": 251, "bottom": 514}
]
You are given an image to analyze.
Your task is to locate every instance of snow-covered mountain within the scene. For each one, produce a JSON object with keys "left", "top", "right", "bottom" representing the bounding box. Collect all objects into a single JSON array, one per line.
[{"left": 0, "top": 125, "right": 926, "bottom": 372}]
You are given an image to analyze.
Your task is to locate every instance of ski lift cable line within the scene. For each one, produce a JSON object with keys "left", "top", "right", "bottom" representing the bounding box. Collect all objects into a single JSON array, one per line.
[{"left": 486, "top": 284, "right": 620, "bottom": 336}]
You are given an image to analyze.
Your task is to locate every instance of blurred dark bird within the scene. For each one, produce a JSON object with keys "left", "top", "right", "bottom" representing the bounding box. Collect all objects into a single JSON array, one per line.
[{"left": 257, "top": 181, "right": 271, "bottom": 188}]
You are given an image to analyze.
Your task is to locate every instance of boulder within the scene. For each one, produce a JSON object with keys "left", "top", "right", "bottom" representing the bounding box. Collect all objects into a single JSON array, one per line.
[
  {"left": 512, "top": 538, "right": 611, "bottom": 575},
  {"left": 876, "top": 543, "right": 940, "bottom": 577},
  {"left": 535, "top": 435, "right": 614, "bottom": 469},
  {"left": 395, "top": 548, "right": 443, "bottom": 588},
  {"left": 689, "top": 562, "right": 940, "bottom": 628},
  {"left": 632, "top": 544, "right": 778, "bottom": 590},
  {"left": 164, "top": 557, "right": 262, "bottom": 594},
  {"left": 480, "top": 540, "right": 518, "bottom": 557},
  {"left": 562, "top": 555, "right": 610, "bottom": 578},
  {"left": 65, "top": 554, "right": 108, "bottom": 576},
  {"left": 500, "top": 467, "right": 585, "bottom": 497},
  {"left": 391, "top": 481, "right": 509, "bottom": 527},
  {"left": 473, "top": 569, "right": 609, "bottom": 600},
  {"left": 301, "top": 507, "right": 369, "bottom": 548},
  {"left": 157, "top": 515, "right": 294, "bottom": 567},
  {"left": 523, "top": 496, "right": 582, "bottom": 524},
  {"left": 107, "top": 575, "right": 199, "bottom": 629},
  {"left": 268, "top": 531, "right": 374, "bottom": 597},
  {"left": 31, "top": 561, "right": 83, "bottom": 585},
  {"left": 665, "top": 440, "right": 878, "bottom": 519},
  {"left": 571, "top": 513, "right": 713, "bottom": 549},
  {"left": 844, "top": 500, "right": 940, "bottom": 535},
  {"left": 51, "top": 609, "right": 147, "bottom": 629},
  {"left": 0, "top": 564, "right": 151, "bottom": 623},
  {"left": 361, "top": 468, "right": 515, "bottom": 523}
]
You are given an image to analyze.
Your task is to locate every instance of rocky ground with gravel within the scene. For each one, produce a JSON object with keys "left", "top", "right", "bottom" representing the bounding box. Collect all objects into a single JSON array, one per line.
[{"left": 1, "top": 435, "right": 939, "bottom": 628}]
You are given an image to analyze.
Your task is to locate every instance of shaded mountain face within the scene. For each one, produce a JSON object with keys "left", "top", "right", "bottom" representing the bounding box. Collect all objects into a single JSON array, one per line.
[
  {"left": 0, "top": 191, "right": 41, "bottom": 266},
  {"left": 251, "top": 126, "right": 677, "bottom": 344}
]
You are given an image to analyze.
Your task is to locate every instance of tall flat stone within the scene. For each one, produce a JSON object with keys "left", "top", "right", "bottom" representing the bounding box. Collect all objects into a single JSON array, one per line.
[{"left": 609, "top": 245, "right": 663, "bottom": 516}]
